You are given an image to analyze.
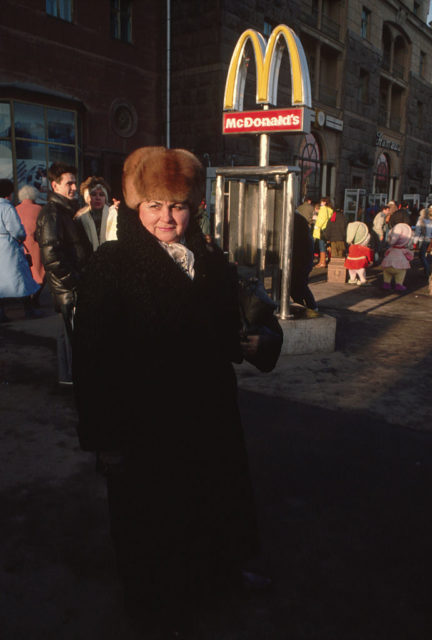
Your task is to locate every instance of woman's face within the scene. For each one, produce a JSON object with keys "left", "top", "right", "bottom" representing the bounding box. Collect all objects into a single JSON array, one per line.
[
  {"left": 90, "top": 188, "right": 106, "bottom": 211},
  {"left": 138, "top": 200, "right": 190, "bottom": 244}
]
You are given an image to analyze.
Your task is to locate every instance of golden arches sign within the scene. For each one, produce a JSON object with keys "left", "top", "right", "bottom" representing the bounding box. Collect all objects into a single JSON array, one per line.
[{"left": 223, "top": 24, "right": 312, "bottom": 111}]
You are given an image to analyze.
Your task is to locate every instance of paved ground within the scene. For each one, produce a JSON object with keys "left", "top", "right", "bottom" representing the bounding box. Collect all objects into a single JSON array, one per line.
[
  {"left": 1, "top": 259, "right": 432, "bottom": 639},
  {"left": 237, "top": 260, "right": 432, "bottom": 431}
]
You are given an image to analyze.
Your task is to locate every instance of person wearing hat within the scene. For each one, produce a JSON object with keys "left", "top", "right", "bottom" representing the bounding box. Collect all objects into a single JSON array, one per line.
[
  {"left": 75, "top": 176, "right": 117, "bottom": 250},
  {"left": 344, "top": 221, "right": 374, "bottom": 286},
  {"left": 381, "top": 223, "right": 414, "bottom": 291},
  {"left": 72, "top": 147, "right": 262, "bottom": 636}
]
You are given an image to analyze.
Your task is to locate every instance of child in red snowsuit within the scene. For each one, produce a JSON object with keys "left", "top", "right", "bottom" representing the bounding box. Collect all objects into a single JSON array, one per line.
[{"left": 344, "top": 221, "right": 374, "bottom": 286}]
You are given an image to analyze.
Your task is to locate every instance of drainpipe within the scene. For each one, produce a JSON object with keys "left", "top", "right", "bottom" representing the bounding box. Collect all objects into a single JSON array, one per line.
[{"left": 166, "top": 0, "right": 171, "bottom": 148}]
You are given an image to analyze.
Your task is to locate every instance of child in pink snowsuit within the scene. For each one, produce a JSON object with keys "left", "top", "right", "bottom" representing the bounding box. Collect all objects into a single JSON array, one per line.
[{"left": 381, "top": 223, "right": 413, "bottom": 291}]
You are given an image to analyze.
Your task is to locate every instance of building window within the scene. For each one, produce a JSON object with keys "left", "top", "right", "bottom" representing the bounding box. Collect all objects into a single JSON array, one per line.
[
  {"left": 420, "top": 51, "right": 426, "bottom": 78},
  {"left": 361, "top": 7, "right": 371, "bottom": 39},
  {"left": 417, "top": 100, "right": 423, "bottom": 129},
  {"left": 0, "top": 100, "right": 78, "bottom": 202},
  {"left": 358, "top": 68, "right": 369, "bottom": 103},
  {"left": 375, "top": 152, "right": 390, "bottom": 195},
  {"left": 263, "top": 20, "right": 273, "bottom": 37},
  {"left": 110, "top": 0, "right": 132, "bottom": 43},
  {"left": 46, "top": 0, "right": 73, "bottom": 22},
  {"left": 414, "top": 2, "right": 420, "bottom": 15},
  {"left": 299, "top": 133, "right": 322, "bottom": 202}
]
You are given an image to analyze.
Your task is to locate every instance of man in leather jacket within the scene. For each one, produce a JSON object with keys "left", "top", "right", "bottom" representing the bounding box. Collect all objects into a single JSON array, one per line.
[{"left": 35, "top": 162, "right": 92, "bottom": 385}]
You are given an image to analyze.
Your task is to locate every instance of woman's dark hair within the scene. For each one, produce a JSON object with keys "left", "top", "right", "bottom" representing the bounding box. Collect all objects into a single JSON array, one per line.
[
  {"left": 0, "top": 179, "right": 14, "bottom": 198},
  {"left": 320, "top": 195, "right": 332, "bottom": 207}
]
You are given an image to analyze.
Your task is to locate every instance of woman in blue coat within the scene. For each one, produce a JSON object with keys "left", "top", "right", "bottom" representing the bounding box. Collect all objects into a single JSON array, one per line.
[{"left": 0, "top": 179, "right": 39, "bottom": 322}]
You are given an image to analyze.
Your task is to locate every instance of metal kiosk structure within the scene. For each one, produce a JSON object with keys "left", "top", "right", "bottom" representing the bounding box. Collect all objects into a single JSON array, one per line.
[
  {"left": 214, "top": 165, "right": 299, "bottom": 320},
  {"left": 213, "top": 24, "right": 336, "bottom": 353}
]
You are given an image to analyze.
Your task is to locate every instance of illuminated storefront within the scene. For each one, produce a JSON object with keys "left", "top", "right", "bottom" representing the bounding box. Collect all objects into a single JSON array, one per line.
[{"left": 0, "top": 100, "right": 79, "bottom": 202}]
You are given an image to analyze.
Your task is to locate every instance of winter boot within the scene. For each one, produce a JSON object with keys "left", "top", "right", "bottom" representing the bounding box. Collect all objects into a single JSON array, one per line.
[{"left": 315, "top": 252, "right": 327, "bottom": 268}]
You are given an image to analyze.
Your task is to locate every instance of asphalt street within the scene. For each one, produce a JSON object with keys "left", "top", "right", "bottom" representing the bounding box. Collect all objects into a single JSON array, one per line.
[{"left": 1, "top": 261, "right": 432, "bottom": 639}]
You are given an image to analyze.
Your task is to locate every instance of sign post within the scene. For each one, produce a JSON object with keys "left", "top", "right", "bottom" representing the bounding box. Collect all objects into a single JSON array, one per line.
[
  {"left": 222, "top": 24, "right": 312, "bottom": 316},
  {"left": 258, "top": 105, "right": 270, "bottom": 273}
]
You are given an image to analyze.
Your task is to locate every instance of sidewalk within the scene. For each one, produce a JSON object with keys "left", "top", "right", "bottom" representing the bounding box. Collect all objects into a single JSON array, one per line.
[
  {"left": 235, "top": 260, "right": 432, "bottom": 431},
  {"left": 3, "top": 261, "right": 432, "bottom": 433}
]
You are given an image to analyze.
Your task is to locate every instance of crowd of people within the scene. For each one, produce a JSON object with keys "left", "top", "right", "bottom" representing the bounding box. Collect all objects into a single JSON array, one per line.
[{"left": 296, "top": 195, "right": 432, "bottom": 292}]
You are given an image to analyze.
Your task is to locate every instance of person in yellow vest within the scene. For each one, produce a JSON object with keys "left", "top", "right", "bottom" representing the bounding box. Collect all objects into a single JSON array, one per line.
[{"left": 312, "top": 196, "right": 333, "bottom": 267}]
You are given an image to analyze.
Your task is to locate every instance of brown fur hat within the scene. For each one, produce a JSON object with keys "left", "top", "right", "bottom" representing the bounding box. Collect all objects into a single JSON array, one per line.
[{"left": 122, "top": 146, "right": 205, "bottom": 212}]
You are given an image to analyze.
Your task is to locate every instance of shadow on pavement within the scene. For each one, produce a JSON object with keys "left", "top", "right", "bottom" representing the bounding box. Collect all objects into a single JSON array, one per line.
[{"left": 240, "top": 389, "right": 432, "bottom": 639}]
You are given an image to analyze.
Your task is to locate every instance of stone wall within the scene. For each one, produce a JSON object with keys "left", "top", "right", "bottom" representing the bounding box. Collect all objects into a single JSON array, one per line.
[{"left": 402, "top": 74, "right": 432, "bottom": 196}]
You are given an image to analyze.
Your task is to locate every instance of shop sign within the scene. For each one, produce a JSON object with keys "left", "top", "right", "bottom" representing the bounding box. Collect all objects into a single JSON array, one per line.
[
  {"left": 222, "top": 107, "right": 308, "bottom": 134},
  {"left": 223, "top": 24, "right": 312, "bottom": 112},
  {"left": 376, "top": 131, "right": 401, "bottom": 153}
]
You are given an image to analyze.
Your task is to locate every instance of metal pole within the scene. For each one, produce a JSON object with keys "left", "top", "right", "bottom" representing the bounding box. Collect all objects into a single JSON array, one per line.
[
  {"left": 279, "top": 171, "right": 298, "bottom": 319},
  {"left": 214, "top": 174, "right": 224, "bottom": 246},
  {"left": 166, "top": 0, "right": 171, "bottom": 148},
  {"left": 258, "top": 113, "right": 270, "bottom": 275},
  {"left": 237, "top": 179, "right": 245, "bottom": 262}
]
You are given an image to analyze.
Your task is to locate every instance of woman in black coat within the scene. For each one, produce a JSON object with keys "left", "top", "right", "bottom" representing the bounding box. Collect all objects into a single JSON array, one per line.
[{"left": 72, "top": 147, "right": 260, "bottom": 636}]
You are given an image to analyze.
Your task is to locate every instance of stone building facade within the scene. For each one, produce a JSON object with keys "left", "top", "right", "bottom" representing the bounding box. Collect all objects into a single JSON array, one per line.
[
  {"left": 2, "top": 0, "right": 432, "bottom": 208},
  {"left": 169, "top": 0, "right": 432, "bottom": 207},
  {"left": 0, "top": 0, "right": 164, "bottom": 200}
]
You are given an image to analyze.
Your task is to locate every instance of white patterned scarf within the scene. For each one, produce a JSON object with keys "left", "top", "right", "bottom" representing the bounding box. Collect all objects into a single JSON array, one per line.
[{"left": 159, "top": 240, "right": 195, "bottom": 279}]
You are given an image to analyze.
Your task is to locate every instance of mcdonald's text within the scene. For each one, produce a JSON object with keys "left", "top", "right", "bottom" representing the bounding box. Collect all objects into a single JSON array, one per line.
[{"left": 223, "top": 108, "right": 306, "bottom": 134}]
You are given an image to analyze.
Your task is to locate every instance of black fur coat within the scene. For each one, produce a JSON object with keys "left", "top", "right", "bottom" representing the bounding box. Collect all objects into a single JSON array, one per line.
[{"left": 73, "top": 204, "right": 259, "bottom": 584}]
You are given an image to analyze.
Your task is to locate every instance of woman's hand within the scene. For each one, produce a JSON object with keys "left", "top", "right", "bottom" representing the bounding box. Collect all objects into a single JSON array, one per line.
[{"left": 241, "top": 335, "right": 260, "bottom": 358}]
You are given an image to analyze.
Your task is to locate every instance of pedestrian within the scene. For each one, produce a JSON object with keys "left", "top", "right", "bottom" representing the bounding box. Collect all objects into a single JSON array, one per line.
[
  {"left": 0, "top": 179, "right": 39, "bottom": 322},
  {"left": 381, "top": 223, "right": 414, "bottom": 292},
  {"left": 372, "top": 204, "right": 390, "bottom": 261},
  {"left": 75, "top": 176, "right": 117, "bottom": 250},
  {"left": 72, "top": 146, "right": 264, "bottom": 637},
  {"left": 35, "top": 162, "right": 92, "bottom": 385},
  {"left": 344, "top": 221, "right": 374, "bottom": 286},
  {"left": 387, "top": 201, "right": 411, "bottom": 229},
  {"left": 296, "top": 195, "right": 314, "bottom": 226},
  {"left": 312, "top": 196, "right": 333, "bottom": 267},
  {"left": 365, "top": 202, "right": 378, "bottom": 228},
  {"left": 413, "top": 206, "right": 432, "bottom": 278},
  {"left": 290, "top": 212, "right": 318, "bottom": 310},
  {"left": 16, "top": 185, "right": 45, "bottom": 309},
  {"left": 323, "top": 207, "right": 347, "bottom": 259}
]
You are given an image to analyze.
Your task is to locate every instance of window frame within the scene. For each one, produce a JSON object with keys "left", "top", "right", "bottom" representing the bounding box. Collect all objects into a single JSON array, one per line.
[
  {"left": 46, "top": 0, "right": 73, "bottom": 22},
  {"left": 110, "top": 0, "right": 133, "bottom": 43},
  {"left": 0, "top": 99, "right": 79, "bottom": 202},
  {"left": 361, "top": 6, "right": 371, "bottom": 40}
]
